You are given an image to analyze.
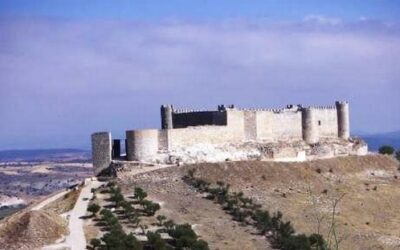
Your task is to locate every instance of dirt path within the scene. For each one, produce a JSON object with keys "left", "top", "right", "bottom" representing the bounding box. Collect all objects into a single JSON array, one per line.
[
  {"left": 42, "top": 165, "right": 175, "bottom": 250},
  {"left": 42, "top": 178, "right": 102, "bottom": 250},
  {"left": 65, "top": 178, "right": 102, "bottom": 250}
]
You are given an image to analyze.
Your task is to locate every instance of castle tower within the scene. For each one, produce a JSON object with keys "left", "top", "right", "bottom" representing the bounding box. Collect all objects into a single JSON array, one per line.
[
  {"left": 91, "top": 132, "right": 112, "bottom": 176},
  {"left": 302, "top": 107, "right": 319, "bottom": 144},
  {"left": 160, "top": 105, "right": 173, "bottom": 129},
  {"left": 126, "top": 129, "right": 159, "bottom": 161},
  {"left": 336, "top": 101, "right": 350, "bottom": 139}
]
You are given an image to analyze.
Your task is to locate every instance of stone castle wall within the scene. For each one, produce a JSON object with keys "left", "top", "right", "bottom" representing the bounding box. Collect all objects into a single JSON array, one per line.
[
  {"left": 91, "top": 132, "right": 112, "bottom": 175},
  {"left": 92, "top": 101, "right": 353, "bottom": 172}
]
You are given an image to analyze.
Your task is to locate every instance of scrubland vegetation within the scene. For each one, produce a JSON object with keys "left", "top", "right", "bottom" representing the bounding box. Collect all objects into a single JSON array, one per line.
[
  {"left": 87, "top": 181, "right": 209, "bottom": 250},
  {"left": 183, "top": 169, "right": 329, "bottom": 250}
]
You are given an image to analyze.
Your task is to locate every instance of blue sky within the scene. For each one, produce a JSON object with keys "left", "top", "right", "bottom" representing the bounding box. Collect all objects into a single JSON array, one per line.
[
  {"left": 1, "top": 0, "right": 400, "bottom": 21},
  {"left": 0, "top": 1, "right": 399, "bottom": 150}
]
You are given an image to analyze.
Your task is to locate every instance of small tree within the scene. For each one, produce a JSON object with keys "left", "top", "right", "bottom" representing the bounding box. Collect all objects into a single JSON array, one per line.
[
  {"left": 134, "top": 187, "right": 148, "bottom": 203},
  {"left": 253, "top": 210, "right": 271, "bottom": 235},
  {"left": 128, "top": 214, "right": 141, "bottom": 227},
  {"left": 110, "top": 192, "right": 125, "bottom": 207},
  {"left": 87, "top": 203, "right": 101, "bottom": 217},
  {"left": 121, "top": 201, "right": 134, "bottom": 216},
  {"left": 163, "top": 219, "right": 175, "bottom": 230},
  {"left": 146, "top": 231, "right": 167, "bottom": 249},
  {"left": 379, "top": 145, "right": 395, "bottom": 155},
  {"left": 142, "top": 200, "right": 161, "bottom": 216},
  {"left": 89, "top": 238, "right": 101, "bottom": 250},
  {"left": 156, "top": 215, "right": 166, "bottom": 226},
  {"left": 192, "top": 240, "right": 209, "bottom": 250}
]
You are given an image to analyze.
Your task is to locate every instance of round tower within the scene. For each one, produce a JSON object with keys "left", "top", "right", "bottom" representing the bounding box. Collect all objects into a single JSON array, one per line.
[
  {"left": 302, "top": 107, "right": 319, "bottom": 144},
  {"left": 336, "top": 101, "right": 350, "bottom": 139},
  {"left": 160, "top": 105, "right": 173, "bottom": 129},
  {"left": 126, "top": 129, "right": 159, "bottom": 161}
]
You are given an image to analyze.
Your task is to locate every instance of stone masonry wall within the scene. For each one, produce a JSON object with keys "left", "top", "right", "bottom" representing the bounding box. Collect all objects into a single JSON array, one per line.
[
  {"left": 314, "top": 108, "right": 338, "bottom": 138},
  {"left": 91, "top": 132, "right": 112, "bottom": 175},
  {"left": 256, "top": 110, "right": 302, "bottom": 141}
]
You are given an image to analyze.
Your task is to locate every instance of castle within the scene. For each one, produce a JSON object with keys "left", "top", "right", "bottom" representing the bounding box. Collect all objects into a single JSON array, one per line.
[{"left": 91, "top": 101, "right": 367, "bottom": 175}]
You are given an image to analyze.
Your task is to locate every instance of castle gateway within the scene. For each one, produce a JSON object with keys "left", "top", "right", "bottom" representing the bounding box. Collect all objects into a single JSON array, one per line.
[{"left": 91, "top": 101, "right": 367, "bottom": 175}]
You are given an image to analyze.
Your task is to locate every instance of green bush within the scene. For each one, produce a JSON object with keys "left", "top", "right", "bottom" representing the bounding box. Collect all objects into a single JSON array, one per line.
[
  {"left": 101, "top": 226, "right": 142, "bottom": 250},
  {"left": 170, "top": 224, "right": 209, "bottom": 249},
  {"left": 146, "top": 232, "right": 169, "bottom": 250},
  {"left": 134, "top": 187, "right": 148, "bottom": 203},
  {"left": 89, "top": 238, "right": 101, "bottom": 249},
  {"left": 309, "top": 233, "right": 328, "bottom": 250},
  {"left": 379, "top": 145, "right": 395, "bottom": 155},
  {"left": 142, "top": 200, "right": 161, "bottom": 216},
  {"left": 87, "top": 203, "right": 100, "bottom": 217},
  {"left": 253, "top": 210, "right": 271, "bottom": 234},
  {"left": 192, "top": 239, "right": 209, "bottom": 250},
  {"left": 168, "top": 224, "right": 198, "bottom": 249},
  {"left": 163, "top": 219, "right": 175, "bottom": 230},
  {"left": 280, "top": 234, "right": 310, "bottom": 250}
]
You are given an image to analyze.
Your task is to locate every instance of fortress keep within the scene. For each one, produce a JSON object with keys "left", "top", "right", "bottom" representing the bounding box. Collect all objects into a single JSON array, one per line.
[{"left": 91, "top": 101, "right": 367, "bottom": 175}]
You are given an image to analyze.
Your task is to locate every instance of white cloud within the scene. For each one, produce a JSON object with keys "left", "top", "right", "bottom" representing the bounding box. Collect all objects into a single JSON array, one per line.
[
  {"left": 303, "top": 15, "right": 342, "bottom": 25},
  {"left": 0, "top": 18, "right": 399, "bottom": 148}
]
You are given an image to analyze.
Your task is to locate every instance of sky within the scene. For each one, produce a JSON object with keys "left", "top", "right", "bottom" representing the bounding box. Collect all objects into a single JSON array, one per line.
[{"left": 0, "top": 1, "right": 399, "bottom": 150}]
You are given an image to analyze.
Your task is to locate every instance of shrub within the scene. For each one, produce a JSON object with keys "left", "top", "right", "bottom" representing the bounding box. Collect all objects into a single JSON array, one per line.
[
  {"left": 146, "top": 231, "right": 168, "bottom": 250},
  {"left": 309, "top": 233, "right": 328, "bottom": 250},
  {"left": 134, "top": 187, "right": 148, "bottom": 203},
  {"left": 192, "top": 239, "right": 209, "bottom": 250},
  {"left": 253, "top": 210, "right": 271, "bottom": 235},
  {"left": 100, "top": 209, "right": 119, "bottom": 228},
  {"left": 396, "top": 150, "right": 400, "bottom": 161},
  {"left": 379, "top": 145, "right": 395, "bottom": 155},
  {"left": 142, "top": 200, "right": 161, "bottom": 216},
  {"left": 87, "top": 203, "right": 100, "bottom": 217},
  {"left": 168, "top": 224, "right": 198, "bottom": 248},
  {"left": 163, "top": 219, "right": 175, "bottom": 230},
  {"left": 156, "top": 215, "right": 167, "bottom": 226},
  {"left": 128, "top": 213, "right": 141, "bottom": 227},
  {"left": 121, "top": 201, "right": 134, "bottom": 215},
  {"left": 280, "top": 234, "right": 310, "bottom": 250},
  {"left": 101, "top": 226, "right": 142, "bottom": 250},
  {"left": 110, "top": 192, "right": 124, "bottom": 207},
  {"left": 89, "top": 238, "right": 101, "bottom": 249}
]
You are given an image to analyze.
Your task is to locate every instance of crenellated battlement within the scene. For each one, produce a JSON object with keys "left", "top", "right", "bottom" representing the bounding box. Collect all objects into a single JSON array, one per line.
[
  {"left": 308, "top": 105, "right": 337, "bottom": 110},
  {"left": 172, "top": 108, "right": 220, "bottom": 114}
]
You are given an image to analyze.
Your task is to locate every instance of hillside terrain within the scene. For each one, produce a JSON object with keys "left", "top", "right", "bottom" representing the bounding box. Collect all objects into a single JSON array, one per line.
[
  {"left": 0, "top": 210, "right": 68, "bottom": 250},
  {"left": 115, "top": 155, "right": 400, "bottom": 250},
  {"left": 0, "top": 149, "right": 92, "bottom": 219}
]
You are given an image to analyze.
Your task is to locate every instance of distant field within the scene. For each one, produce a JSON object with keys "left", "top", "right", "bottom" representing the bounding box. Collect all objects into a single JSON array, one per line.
[{"left": 0, "top": 149, "right": 90, "bottom": 162}]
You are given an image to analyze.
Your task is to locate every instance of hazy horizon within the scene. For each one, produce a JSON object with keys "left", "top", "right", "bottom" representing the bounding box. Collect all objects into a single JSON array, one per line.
[{"left": 1, "top": 1, "right": 399, "bottom": 150}]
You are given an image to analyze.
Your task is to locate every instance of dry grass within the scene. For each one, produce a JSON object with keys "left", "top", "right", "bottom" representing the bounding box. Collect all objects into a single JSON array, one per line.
[
  {"left": 0, "top": 210, "right": 68, "bottom": 250},
  {"left": 117, "top": 155, "right": 400, "bottom": 250},
  {"left": 42, "top": 188, "right": 81, "bottom": 215}
]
